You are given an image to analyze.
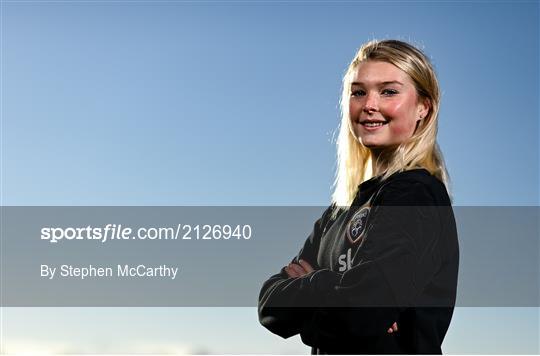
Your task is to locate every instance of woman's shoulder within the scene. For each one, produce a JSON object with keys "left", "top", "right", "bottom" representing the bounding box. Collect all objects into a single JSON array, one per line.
[{"left": 377, "top": 168, "right": 451, "bottom": 206}]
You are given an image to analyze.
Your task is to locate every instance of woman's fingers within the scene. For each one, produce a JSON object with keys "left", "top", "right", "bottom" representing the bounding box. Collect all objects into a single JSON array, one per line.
[
  {"left": 298, "top": 259, "right": 314, "bottom": 273},
  {"left": 284, "top": 266, "right": 295, "bottom": 278},
  {"left": 285, "top": 261, "right": 314, "bottom": 278},
  {"left": 387, "top": 322, "right": 398, "bottom": 334},
  {"left": 285, "top": 265, "right": 300, "bottom": 278},
  {"left": 289, "top": 263, "right": 307, "bottom": 276},
  {"left": 285, "top": 263, "right": 305, "bottom": 278}
]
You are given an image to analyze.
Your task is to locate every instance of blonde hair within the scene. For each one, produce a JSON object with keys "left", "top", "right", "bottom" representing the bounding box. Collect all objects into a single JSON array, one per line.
[{"left": 331, "top": 39, "right": 452, "bottom": 215}]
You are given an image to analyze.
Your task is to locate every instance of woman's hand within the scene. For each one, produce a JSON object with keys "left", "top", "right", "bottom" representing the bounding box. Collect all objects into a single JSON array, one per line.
[
  {"left": 387, "top": 322, "right": 398, "bottom": 334},
  {"left": 284, "top": 259, "right": 398, "bottom": 334},
  {"left": 284, "top": 259, "right": 314, "bottom": 278}
]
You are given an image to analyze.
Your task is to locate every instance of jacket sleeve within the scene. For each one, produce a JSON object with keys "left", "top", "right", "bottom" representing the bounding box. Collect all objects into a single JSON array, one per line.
[
  {"left": 258, "top": 205, "right": 343, "bottom": 339},
  {"left": 300, "top": 181, "right": 448, "bottom": 348}
]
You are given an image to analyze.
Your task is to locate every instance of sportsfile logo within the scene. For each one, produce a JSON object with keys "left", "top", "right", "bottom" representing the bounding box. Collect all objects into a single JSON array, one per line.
[{"left": 41, "top": 224, "right": 132, "bottom": 243}]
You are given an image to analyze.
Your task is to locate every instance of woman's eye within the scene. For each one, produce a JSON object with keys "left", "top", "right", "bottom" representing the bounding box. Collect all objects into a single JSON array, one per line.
[
  {"left": 351, "top": 90, "right": 365, "bottom": 97},
  {"left": 382, "top": 89, "right": 398, "bottom": 96}
]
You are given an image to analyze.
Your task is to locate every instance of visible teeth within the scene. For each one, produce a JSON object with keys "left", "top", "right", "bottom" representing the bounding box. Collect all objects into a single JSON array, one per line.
[{"left": 364, "top": 122, "right": 385, "bottom": 127}]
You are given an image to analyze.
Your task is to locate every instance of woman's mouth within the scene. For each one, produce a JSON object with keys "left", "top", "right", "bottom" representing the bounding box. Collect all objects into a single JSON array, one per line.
[{"left": 358, "top": 121, "right": 388, "bottom": 130}]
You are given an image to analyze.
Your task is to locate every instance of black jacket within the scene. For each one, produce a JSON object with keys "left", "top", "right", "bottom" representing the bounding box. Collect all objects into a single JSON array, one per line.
[{"left": 258, "top": 168, "right": 459, "bottom": 354}]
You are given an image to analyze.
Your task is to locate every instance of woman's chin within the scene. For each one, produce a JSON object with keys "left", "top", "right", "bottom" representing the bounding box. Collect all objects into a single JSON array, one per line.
[{"left": 359, "top": 140, "right": 383, "bottom": 148}]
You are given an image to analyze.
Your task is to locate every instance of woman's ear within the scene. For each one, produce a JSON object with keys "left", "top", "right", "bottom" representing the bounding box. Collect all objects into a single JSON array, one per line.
[{"left": 417, "top": 97, "right": 431, "bottom": 121}]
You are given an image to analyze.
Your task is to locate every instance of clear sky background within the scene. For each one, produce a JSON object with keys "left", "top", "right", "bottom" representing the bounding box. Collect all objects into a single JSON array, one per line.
[{"left": 1, "top": 0, "right": 539, "bottom": 354}]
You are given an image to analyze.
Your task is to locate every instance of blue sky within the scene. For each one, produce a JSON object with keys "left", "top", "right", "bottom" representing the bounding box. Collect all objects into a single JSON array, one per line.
[{"left": 1, "top": 0, "right": 539, "bottom": 354}]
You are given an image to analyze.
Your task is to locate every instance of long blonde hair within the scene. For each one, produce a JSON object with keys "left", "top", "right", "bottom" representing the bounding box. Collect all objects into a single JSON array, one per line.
[{"left": 331, "top": 39, "right": 452, "bottom": 214}]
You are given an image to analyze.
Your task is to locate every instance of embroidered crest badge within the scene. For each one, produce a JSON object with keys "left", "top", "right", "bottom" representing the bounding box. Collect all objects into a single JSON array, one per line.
[{"left": 346, "top": 206, "right": 370, "bottom": 245}]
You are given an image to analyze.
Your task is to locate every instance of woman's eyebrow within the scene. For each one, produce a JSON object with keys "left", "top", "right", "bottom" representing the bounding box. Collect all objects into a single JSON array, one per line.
[{"left": 351, "top": 80, "right": 404, "bottom": 87}]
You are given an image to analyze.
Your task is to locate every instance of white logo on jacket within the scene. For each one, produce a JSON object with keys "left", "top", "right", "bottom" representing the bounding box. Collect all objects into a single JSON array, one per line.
[
  {"left": 346, "top": 206, "right": 370, "bottom": 245},
  {"left": 338, "top": 247, "right": 354, "bottom": 272}
]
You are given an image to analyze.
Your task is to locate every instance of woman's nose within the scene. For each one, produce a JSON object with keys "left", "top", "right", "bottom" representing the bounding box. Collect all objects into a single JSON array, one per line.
[{"left": 363, "top": 93, "right": 378, "bottom": 113}]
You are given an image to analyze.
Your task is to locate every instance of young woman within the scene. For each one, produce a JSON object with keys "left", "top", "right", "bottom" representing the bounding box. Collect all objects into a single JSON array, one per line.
[{"left": 258, "top": 39, "right": 459, "bottom": 354}]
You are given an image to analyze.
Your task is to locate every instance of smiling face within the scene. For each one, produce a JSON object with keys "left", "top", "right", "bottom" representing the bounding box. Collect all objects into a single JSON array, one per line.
[{"left": 349, "top": 60, "right": 429, "bottom": 149}]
